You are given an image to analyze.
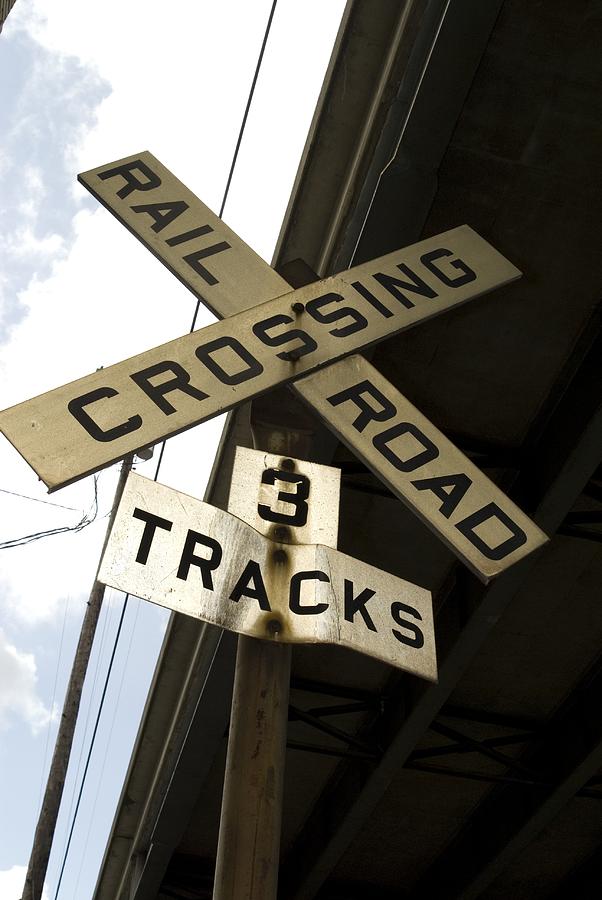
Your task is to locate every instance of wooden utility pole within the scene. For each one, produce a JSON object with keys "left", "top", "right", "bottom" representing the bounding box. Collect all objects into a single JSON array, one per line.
[{"left": 22, "top": 456, "right": 134, "bottom": 900}]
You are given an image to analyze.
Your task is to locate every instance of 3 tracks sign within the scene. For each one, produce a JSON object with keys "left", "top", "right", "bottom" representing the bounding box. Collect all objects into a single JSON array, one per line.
[
  {"left": 0, "top": 152, "right": 547, "bottom": 583},
  {"left": 99, "top": 458, "right": 437, "bottom": 679}
]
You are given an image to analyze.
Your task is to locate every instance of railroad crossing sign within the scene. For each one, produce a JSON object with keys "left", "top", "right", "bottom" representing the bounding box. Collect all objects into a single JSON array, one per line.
[
  {"left": 98, "top": 454, "right": 437, "bottom": 679},
  {"left": 0, "top": 225, "right": 505, "bottom": 490},
  {"left": 0, "top": 152, "right": 548, "bottom": 580}
]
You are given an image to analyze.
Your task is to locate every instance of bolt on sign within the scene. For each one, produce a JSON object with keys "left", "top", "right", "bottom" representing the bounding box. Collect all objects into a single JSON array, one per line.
[
  {"left": 98, "top": 462, "right": 437, "bottom": 680},
  {"left": 0, "top": 151, "right": 548, "bottom": 581},
  {"left": 229, "top": 446, "right": 341, "bottom": 549}
]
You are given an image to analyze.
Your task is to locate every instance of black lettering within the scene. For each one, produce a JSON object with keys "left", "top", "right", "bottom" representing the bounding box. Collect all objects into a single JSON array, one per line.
[
  {"left": 259, "top": 469, "right": 310, "bottom": 527},
  {"left": 132, "top": 508, "right": 173, "bottom": 564},
  {"left": 305, "top": 292, "right": 368, "bottom": 337},
  {"left": 344, "top": 580, "right": 377, "bottom": 632},
  {"left": 97, "top": 159, "right": 161, "bottom": 199},
  {"left": 130, "top": 200, "right": 189, "bottom": 233},
  {"left": 373, "top": 422, "right": 439, "bottom": 472},
  {"left": 327, "top": 379, "right": 396, "bottom": 433},
  {"left": 252, "top": 314, "right": 317, "bottom": 362},
  {"left": 351, "top": 279, "right": 393, "bottom": 318},
  {"left": 289, "top": 571, "right": 329, "bottom": 615},
  {"left": 196, "top": 335, "right": 263, "bottom": 385},
  {"left": 373, "top": 264, "right": 437, "bottom": 309},
  {"left": 411, "top": 473, "right": 472, "bottom": 518},
  {"left": 455, "top": 502, "right": 527, "bottom": 560},
  {"left": 420, "top": 248, "right": 476, "bottom": 287},
  {"left": 229, "top": 559, "right": 271, "bottom": 611},
  {"left": 176, "top": 530, "right": 222, "bottom": 588},
  {"left": 68, "top": 388, "right": 142, "bottom": 442},
  {"left": 391, "top": 602, "right": 424, "bottom": 648},
  {"left": 165, "top": 225, "right": 213, "bottom": 246},
  {"left": 130, "top": 361, "right": 208, "bottom": 415},
  {"left": 182, "top": 242, "right": 231, "bottom": 285}
]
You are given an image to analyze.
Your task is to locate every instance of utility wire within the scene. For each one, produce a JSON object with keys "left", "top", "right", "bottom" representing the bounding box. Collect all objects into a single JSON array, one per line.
[
  {"left": 0, "top": 487, "right": 79, "bottom": 511},
  {"left": 55, "top": 590, "right": 114, "bottom": 874},
  {"left": 1, "top": 477, "right": 99, "bottom": 549},
  {"left": 191, "top": 0, "right": 278, "bottom": 334},
  {"left": 51, "top": 3, "right": 279, "bottom": 896},
  {"left": 74, "top": 598, "right": 141, "bottom": 897},
  {"left": 52, "top": 595, "right": 129, "bottom": 899},
  {"left": 219, "top": 0, "right": 278, "bottom": 220}
]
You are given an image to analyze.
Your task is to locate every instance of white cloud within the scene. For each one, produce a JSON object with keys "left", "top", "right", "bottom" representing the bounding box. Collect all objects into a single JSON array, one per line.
[
  {"left": 0, "top": 865, "right": 49, "bottom": 900},
  {"left": 14, "top": 166, "right": 45, "bottom": 220},
  {"left": 10, "top": 0, "right": 281, "bottom": 198},
  {"left": 3, "top": 227, "right": 64, "bottom": 261},
  {"left": 0, "top": 629, "right": 53, "bottom": 734},
  {"left": 0, "top": 204, "right": 200, "bottom": 403}
]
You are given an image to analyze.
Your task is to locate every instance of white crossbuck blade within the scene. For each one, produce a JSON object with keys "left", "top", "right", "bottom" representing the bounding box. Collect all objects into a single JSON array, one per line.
[
  {"left": 99, "top": 471, "right": 437, "bottom": 680},
  {"left": 0, "top": 152, "right": 548, "bottom": 580}
]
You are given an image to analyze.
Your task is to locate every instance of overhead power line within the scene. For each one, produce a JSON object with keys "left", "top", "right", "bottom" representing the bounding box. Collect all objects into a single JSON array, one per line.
[
  {"left": 218, "top": 0, "right": 278, "bottom": 219},
  {"left": 0, "top": 487, "right": 79, "bottom": 511},
  {"left": 0, "top": 477, "right": 99, "bottom": 550}
]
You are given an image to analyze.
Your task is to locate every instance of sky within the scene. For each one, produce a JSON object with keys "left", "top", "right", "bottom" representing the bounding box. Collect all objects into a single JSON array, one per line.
[{"left": 0, "top": 1, "right": 346, "bottom": 897}]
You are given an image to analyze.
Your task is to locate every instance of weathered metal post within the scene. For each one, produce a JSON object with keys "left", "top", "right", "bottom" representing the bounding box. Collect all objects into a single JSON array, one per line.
[
  {"left": 213, "top": 264, "right": 322, "bottom": 900},
  {"left": 212, "top": 297, "right": 337, "bottom": 899},
  {"left": 213, "top": 632, "right": 291, "bottom": 900},
  {"left": 213, "top": 431, "right": 308, "bottom": 900}
]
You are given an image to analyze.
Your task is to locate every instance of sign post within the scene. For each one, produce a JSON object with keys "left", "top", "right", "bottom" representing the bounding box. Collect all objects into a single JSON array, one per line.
[
  {"left": 214, "top": 629, "right": 291, "bottom": 900},
  {"left": 214, "top": 448, "right": 338, "bottom": 900}
]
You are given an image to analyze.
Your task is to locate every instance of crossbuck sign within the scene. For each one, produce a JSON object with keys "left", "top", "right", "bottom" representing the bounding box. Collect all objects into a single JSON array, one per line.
[{"left": 0, "top": 152, "right": 548, "bottom": 581}]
